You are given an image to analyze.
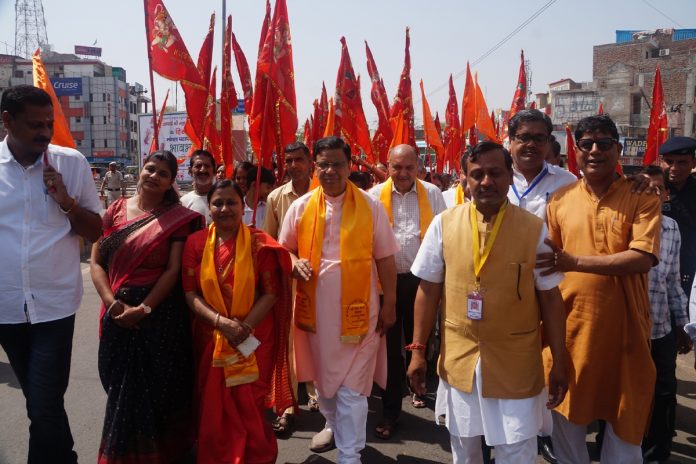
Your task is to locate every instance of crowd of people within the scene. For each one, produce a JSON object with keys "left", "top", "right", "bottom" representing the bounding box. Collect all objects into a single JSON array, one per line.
[{"left": 2, "top": 84, "right": 696, "bottom": 464}]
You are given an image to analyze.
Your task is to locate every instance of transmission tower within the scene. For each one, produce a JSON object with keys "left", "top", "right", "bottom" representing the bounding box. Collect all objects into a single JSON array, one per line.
[{"left": 14, "top": 0, "right": 49, "bottom": 58}]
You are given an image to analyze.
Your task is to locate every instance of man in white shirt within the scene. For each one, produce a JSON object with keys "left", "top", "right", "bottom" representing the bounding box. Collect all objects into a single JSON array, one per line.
[
  {"left": 0, "top": 85, "right": 103, "bottom": 463},
  {"left": 369, "top": 144, "right": 446, "bottom": 439},
  {"left": 100, "top": 161, "right": 125, "bottom": 206},
  {"left": 243, "top": 165, "right": 275, "bottom": 227},
  {"left": 180, "top": 149, "right": 216, "bottom": 225}
]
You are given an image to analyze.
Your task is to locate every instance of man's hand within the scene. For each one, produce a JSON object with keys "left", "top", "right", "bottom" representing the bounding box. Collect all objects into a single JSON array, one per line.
[
  {"left": 546, "top": 360, "right": 568, "bottom": 409},
  {"left": 292, "top": 258, "right": 313, "bottom": 281},
  {"left": 376, "top": 300, "right": 396, "bottom": 336},
  {"left": 676, "top": 326, "right": 693, "bottom": 355},
  {"left": 537, "top": 238, "right": 578, "bottom": 276},
  {"left": 43, "top": 165, "right": 71, "bottom": 206},
  {"left": 627, "top": 172, "right": 658, "bottom": 195},
  {"left": 407, "top": 353, "right": 428, "bottom": 396}
]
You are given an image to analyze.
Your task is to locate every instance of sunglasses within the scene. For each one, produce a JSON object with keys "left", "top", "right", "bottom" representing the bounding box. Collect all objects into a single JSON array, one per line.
[{"left": 576, "top": 138, "right": 616, "bottom": 152}]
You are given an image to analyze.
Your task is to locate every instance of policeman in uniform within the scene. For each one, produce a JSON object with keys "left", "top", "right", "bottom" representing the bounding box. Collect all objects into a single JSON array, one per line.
[{"left": 660, "top": 136, "right": 696, "bottom": 296}]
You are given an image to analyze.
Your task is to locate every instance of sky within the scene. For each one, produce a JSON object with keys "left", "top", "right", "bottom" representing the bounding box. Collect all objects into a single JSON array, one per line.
[{"left": 0, "top": 0, "right": 693, "bottom": 127}]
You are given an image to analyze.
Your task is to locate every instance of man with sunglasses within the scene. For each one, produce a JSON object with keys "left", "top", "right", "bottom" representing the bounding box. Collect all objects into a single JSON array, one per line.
[
  {"left": 660, "top": 136, "right": 696, "bottom": 297},
  {"left": 538, "top": 115, "right": 661, "bottom": 463}
]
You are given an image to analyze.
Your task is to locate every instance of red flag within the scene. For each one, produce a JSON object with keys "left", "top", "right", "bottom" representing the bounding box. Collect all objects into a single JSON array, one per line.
[
  {"left": 644, "top": 65, "right": 668, "bottom": 166},
  {"left": 565, "top": 125, "right": 579, "bottom": 178},
  {"left": 303, "top": 118, "right": 311, "bottom": 148},
  {"left": 202, "top": 67, "right": 221, "bottom": 164},
  {"left": 529, "top": 101, "right": 536, "bottom": 110},
  {"left": 149, "top": 89, "right": 169, "bottom": 153},
  {"left": 32, "top": 51, "right": 76, "bottom": 148},
  {"left": 311, "top": 83, "right": 329, "bottom": 145},
  {"left": 258, "top": 0, "right": 271, "bottom": 59},
  {"left": 474, "top": 74, "right": 499, "bottom": 143},
  {"left": 389, "top": 28, "right": 415, "bottom": 147},
  {"left": 598, "top": 101, "right": 604, "bottom": 114},
  {"left": 145, "top": 0, "right": 202, "bottom": 84},
  {"left": 249, "top": 0, "right": 298, "bottom": 178},
  {"left": 461, "top": 62, "right": 476, "bottom": 143},
  {"left": 232, "top": 32, "right": 253, "bottom": 116},
  {"left": 508, "top": 50, "right": 526, "bottom": 120},
  {"left": 334, "top": 38, "right": 374, "bottom": 163},
  {"left": 220, "top": 15, "right": 238, "bottom": 178},
  {"left": 434, "top": 112, "right": 443, "bottom": 139},
  {"left": 183, "top": 12, "right": 215, "bottom": 150},
  {"left": 443, "top": 74, "right": 462, "bottom": 173},
  {"left": 420, "top": 80, "right": 446, "bottom": 174},
  {"left": 365, "top": 41, "right": 393, "bottom": 165}
]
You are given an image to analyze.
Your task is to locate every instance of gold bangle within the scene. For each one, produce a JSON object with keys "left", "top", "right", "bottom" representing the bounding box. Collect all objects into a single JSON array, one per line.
[{"left": 59, "top": 197, "right": 77, "bottom": 214}]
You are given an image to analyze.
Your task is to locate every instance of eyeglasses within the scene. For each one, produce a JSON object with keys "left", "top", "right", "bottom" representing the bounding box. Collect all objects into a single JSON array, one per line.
[
  {"left": 576, "top": 138, "right": 616, "bottom": 152},
  {"left": 315, "top": 161, "right": 347, "bottom": 171},
  {"left": 513, "top": 133, "right": 549, "bottom": 145}
]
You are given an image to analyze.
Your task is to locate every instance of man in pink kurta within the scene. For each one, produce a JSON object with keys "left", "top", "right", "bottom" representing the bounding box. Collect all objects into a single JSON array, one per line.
[{"left": 279, "top": 136, "right": 399, "bottom": 464}]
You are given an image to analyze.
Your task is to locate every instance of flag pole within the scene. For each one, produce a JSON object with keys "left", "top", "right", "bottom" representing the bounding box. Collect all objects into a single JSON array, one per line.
[{"left": 143, "top": 0, "right": 159, "bottom": 149}]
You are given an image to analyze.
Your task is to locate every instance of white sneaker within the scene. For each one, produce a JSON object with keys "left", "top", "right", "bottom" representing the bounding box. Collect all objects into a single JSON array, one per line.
[{"left": 309, "top": 428, "right": 335, "bottom": 453}]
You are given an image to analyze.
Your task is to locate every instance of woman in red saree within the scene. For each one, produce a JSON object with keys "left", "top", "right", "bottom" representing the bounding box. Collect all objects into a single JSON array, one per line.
[
  {"left": 182, "top": 179, "right": 294, "bottom": 464},
  {"left": 91, "top": 151, "right": 203, "bottom": 463}
]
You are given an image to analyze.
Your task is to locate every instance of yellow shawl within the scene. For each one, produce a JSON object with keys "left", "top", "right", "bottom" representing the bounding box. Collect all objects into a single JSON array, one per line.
[{"left": 379, "top": 178, "right": 433, "bottom": 240}]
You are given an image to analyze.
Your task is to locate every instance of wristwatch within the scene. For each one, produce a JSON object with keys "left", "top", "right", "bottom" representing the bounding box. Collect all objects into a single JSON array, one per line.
[{"left": 139, "top": 303, "right": 152, "bottom": 314}]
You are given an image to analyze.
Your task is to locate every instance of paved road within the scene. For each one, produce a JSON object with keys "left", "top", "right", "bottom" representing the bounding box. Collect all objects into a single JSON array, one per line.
[{"left": 1, "top": 263, "right": 695, "bottom": 463}]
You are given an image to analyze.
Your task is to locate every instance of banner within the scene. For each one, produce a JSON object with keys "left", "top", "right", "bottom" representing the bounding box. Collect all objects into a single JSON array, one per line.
[
  {"left": 137, "top": 112, "right": 192, "bottom": 182},
  {"left": 52, "top": 78, "right": 83, "bottom": 96}
]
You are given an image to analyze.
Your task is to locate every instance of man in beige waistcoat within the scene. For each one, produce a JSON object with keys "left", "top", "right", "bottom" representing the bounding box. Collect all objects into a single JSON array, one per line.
[{"left": 407, "top": 141, "right": 568, "bottom": 464}]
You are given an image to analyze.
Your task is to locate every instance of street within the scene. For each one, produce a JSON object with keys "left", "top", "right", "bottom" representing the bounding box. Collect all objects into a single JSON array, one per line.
[{"left": 1, "top": 263, "right": 695, "bottom": 463}]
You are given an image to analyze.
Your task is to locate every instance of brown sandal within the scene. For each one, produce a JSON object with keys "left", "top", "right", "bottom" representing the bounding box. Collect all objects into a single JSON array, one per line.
[
  {"left": 374, "top": 418, "right": 398, "bottom": 440},
  {"left": 272, "top": 413, "right": 294, "bottom": 435}
]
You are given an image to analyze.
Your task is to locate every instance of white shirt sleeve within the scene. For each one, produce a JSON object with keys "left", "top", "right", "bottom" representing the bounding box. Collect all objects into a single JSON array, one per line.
[
  {"left": 534, "top": 223, "right": 564, "bottom": 291},
  {"left": 686, "top": 279, "right": 696, "bottom": 342},
  {"left": 410, "top": 213, "right": 445, "bottom": 283}
]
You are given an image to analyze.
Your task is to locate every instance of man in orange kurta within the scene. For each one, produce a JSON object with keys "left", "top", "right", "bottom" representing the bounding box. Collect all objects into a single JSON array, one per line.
[{"left": 540, "top": 115, "right": 660, "bottom": 463}]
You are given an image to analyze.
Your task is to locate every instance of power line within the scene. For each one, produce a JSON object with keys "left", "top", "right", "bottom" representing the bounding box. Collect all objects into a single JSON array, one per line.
[
  {"left": 641, "top": 0, "right": 683, "bottom": 28},
  {"left": 419, "top": 0, "right": 559, "bottom": 101}
]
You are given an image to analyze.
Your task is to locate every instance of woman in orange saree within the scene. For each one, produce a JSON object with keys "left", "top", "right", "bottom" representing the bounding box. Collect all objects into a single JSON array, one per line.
[{"left": 182, "top": 180, "right": 294, "bottom": 464}]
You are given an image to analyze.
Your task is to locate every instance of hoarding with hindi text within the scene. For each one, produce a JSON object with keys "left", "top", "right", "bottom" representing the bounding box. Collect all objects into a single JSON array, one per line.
[{"left": 137, "top": 112, "right": 192, "bottom": 182}]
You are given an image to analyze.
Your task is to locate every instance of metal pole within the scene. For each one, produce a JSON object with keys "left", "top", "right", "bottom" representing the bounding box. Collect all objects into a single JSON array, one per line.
[{"left": 143, "top": 0, "right": 159, "bottom": 149}]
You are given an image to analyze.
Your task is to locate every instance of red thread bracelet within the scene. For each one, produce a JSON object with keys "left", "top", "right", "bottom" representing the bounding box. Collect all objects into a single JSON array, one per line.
[{"left": 405, "top": 342, "right": 426, "bottom": 351}]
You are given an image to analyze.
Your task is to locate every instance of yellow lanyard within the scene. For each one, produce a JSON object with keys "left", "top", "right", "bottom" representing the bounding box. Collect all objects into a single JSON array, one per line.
[{"left": 470, "top": 201, "right": 507, "bottom": 278}]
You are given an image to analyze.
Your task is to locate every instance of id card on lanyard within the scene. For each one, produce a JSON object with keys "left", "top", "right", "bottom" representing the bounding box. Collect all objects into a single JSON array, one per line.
[
  {"left": 467, "top": 202, "right": 507, "bottom": 320},
  {"left": 511, "top": 166, "right": 548, "bottom": 201}
]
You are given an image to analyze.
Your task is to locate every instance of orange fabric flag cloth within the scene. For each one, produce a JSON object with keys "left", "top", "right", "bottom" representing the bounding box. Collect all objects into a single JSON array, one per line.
[
  {"left": 643, "top": 65, "right": 668, "bottom": 166},
  {"left": 32, "top": 50, "right": 76, "bottom": 149},
  {"left": 419, "top": 80, "right": 445, "bottom": 173}
]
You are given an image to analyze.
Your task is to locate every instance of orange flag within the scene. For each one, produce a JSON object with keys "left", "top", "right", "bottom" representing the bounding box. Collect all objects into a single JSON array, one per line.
[
  {"left": 202, "top": 67, "right": 221, "bottom": 164},
  {"left": 32, "top": 50, "right": 75, "bottom": 148},
  {"left": 303, "top": 118, "right": 312, "bottom": 148},
  {"left": 419, "top": 80, "right": 446, "bottom": 173},
  {"left": 220, "top": 15, "right": 237, "bottom": 178},
  {"left": 565, "top": 125, "right": 579, "bottom": 178},
  {"left": 312, "top": 83, "right": 329, "bottom": 145},
  {"left": 366, "top": 41, "right": 393, "bottom": 164},
  {"left": 232, "top": 32, "right": 253, "bottom": 117},
  {"left": 508, "top": 50, "right": 527, "bottom": 122},
  {"left": 149, "top": 89, "right": 169, "bottom": 153},
  {"left": 444, "top": 74, "right": 462, "bottom": 173},
  {"left": 183, "top": 12, "right": 215, "bottom": 150},
  {"left": 474, "top": 74, "right": 499, "bottom": 143},
  {"left": 389, "top": 28, "right": 415, "bottom": 147},
  {"left": 323, "top": 97, "right": 335, "bottom": 137},
  {"left": 249, "top": 0, "right": 297, "bottom": 178},
  {"left": 434, "top": 112, "right": 443, "bottom": 139},
  {"left": 643, "top": 65, "right": 667, "bottom": 166},
  {"left": 334, "top": 37, "right": 374, "bottom": 163},
  {"left": 460, "top": 62, "right": 476, "bottom": 144}
]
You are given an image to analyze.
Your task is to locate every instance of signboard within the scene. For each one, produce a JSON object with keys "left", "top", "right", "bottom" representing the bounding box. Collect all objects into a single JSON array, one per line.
[
  {"left": 233, "top": 98, "right": 245, "bottom": 114},
  {"left": 92, "top": 150, "right": 114, "bottom": 158},
  {"left": 74, "top": 45, "right": 102, "bottom": 56},
  {"left": 623, "top": 138, "right": 647, "bottom": 158},
  {"left": 137, "top": 112, "right": 192, "bottom": 182},
  {"left": 52, "top": 78, "right": 82, "bottom": 96}
]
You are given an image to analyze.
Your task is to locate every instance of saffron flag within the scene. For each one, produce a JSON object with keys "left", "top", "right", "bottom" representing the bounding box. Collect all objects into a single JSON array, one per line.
[
  {"left": 232, "top": 32, "right": 253, "bottom": 116},
  {"left": 366, "top": 41, "right": 393, "bottom": 164},
  {"left": 150, "top": 89, "right": 169, "bottom": 153},
  {"left": 474, "top": 74, "right": 499, "bottom": 143},
  {"left": 303, "top": 118, "right": 312, "bottom": 149},
  {"left": 145, "top": 0, "right": 202, "bottom": 85},
  {"left": 389, "top": 28, "right": 415, "bottom": 148},
  {"left": 249, "top": 0, "right": 298, "bottom": 177},
  {"left": 508, "top": 49, "right": 526, "bottom": 121},
  {"left": 258, "top": 0, "right": 271, "bottom": 59},
  {"left": 444, "top": 75, "right": 462, "bottom": 173},
  {"left": 32, "top": 50, "right": 76, "bottom": 148},
  {"left": 202, "top": 67, "right": 221, "bottom": 164},
  {"left": 419, "top": 80, "right": 446, "bottom": 174},
  {"left": 183, "top": 12, "right": 215, "bottom": 150},
  {"left": 334, "top": 37, "right": 374, "bottom": 163},
  {"left": 565, "top": 125, "right": 579, "bottom": 178},
  {"left": 598, "top": 101, "right": 604, "bottom": 114},
  {"left": 323, "top": 97, "right": 335, "bottom": 137},
  {"left": 434, "top": 112, "right": 443, "bottom": 139},
  {"left": 643, "top": 65, "right": 668, "bottom": 166},
  {"left": 461, "top": 62, "right": 477, "bottom": 143},
  {"left": 311, "top": 83, "right": 329, "bottom": 145},
  {"left": 220, "top": 15, "right": 238, "bottom": 178}
]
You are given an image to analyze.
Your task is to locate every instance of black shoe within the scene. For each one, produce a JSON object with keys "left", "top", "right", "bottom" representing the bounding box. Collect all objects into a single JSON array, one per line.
[{"left": 538, "top": 436, "right": 558, "bottom": 464}]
